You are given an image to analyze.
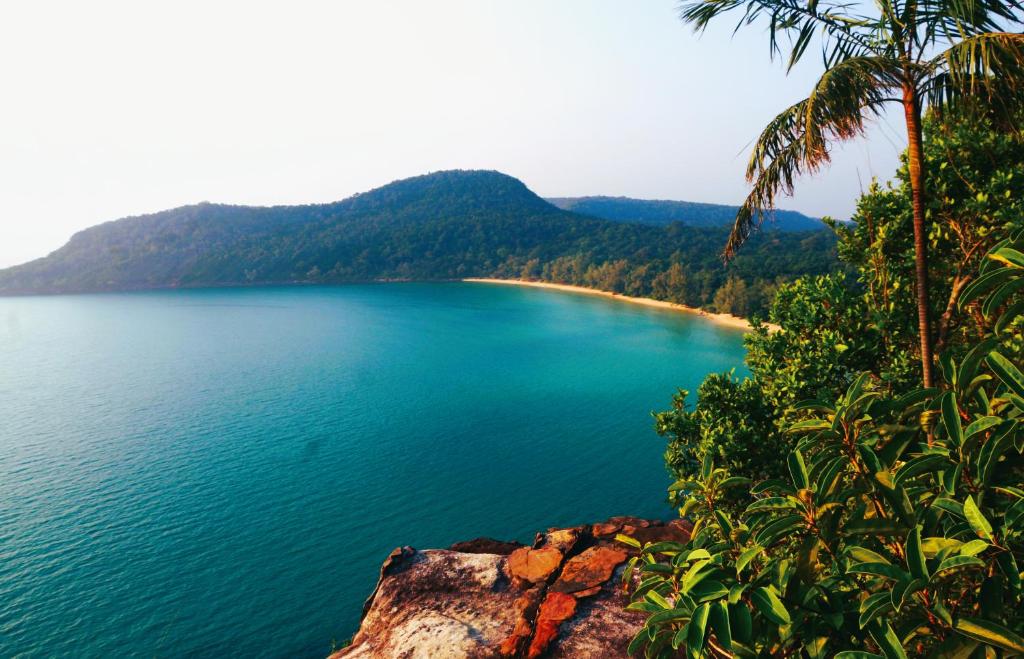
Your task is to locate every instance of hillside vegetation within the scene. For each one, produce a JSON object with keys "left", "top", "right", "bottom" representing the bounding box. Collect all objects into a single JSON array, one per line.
[
  {"left": 547, "top": 196, "right": 823, "bottom": 232},
  {"left": 624, "top": 104, "right": 1024, "bottom": 656},
  {"left": 0, "top": 170, "right": 837, "bottom": 316}
]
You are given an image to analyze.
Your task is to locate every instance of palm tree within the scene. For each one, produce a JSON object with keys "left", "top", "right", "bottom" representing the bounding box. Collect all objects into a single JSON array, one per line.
[{"left": 680, "top": 0, "right": 1024, "bottom": 387}]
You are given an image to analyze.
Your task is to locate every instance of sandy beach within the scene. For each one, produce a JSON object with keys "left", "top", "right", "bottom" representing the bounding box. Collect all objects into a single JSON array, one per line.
[{"left": 463, "top": 278, "right": 778, "bottom": 332}]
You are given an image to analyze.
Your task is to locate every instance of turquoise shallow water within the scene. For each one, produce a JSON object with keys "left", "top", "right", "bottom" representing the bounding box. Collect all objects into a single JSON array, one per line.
[{"left": 0, "top": 282, "right": 747, "bottom": 658}]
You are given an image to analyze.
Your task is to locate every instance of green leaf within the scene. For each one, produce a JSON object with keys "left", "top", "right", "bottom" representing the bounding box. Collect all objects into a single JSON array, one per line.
[
  {"left": 934, "top": 555, "right": 986, "bottom": 577},
  {"left": 964, "top": 416, "right": 1003, "bottom": 439},
  {"left": 671, "top": 625, "right": 688, "bottom": 650},
  {"left": 871, "top": 471, "right": 916, "bottom": 527},
  {"left": 621, "top": 556, "right": 638, "bottom": 587},
  {"left": 995, "top": 299, "right": 1024, "bottom": 334},
  {"left": 754, "top": 514, "right": 804, "bottom": 547},
  {"left": 686, "top": 602, "right": 710, "bottom": 659},
  {"left": 845, "top": 519, "right": 905, "bottom": 536},
  {"left": 894, "top": 454, "right": 951, "bottom": 486},
  {"left": 720, "top": 476, "right": 753, "bottom": 489},
  {"left": 689, "top": 580, "right": 729, "bottom": 602},
  {"left": 681, "top": 559, "right": 714, "bottom": 594},
  {"left": 787, "top": 418, "right": 833, "bottom": 433},
  {"left": 905, "top": 526, "right": 929, "bottom": 580},
  {"left": 708, "top": 601, "right": 732, "bottom": 651},
  {"left": 845, "top": 372, "right": 873, "bottom": 407},
  {"left": 954, "top": 617, "right": 1024, "bottom": 653},
  {"left": 793, "top": 399, "right": 835, "bottom": 413},
  {"left": 999, "top": 485, "right": 1024, "bottom": 499},
  {"left": 728, "top": 602, "right": 752, "bottom": 643},
  {"left": 714, "top": 510, "right": 733, "bottom": 537},
  {"left": 745, "top": 497, "right": 799, "bottom": 513},
  {"left": 627, "top": 627, "right": 647, "bottom": 656},
  {"left": 960, "top": 268, "right": 1014, "bottom": 308},
  {"left": 868, "top": 621, "right": 909, "bottom": 659},
  {"left": 847, "top": 562, "right": 908, "bottom": 581},
  {"left": 846, "top": 546, "right": 891, "bottom": 565},
  {"left": 642, "top": 541, "right": 688, "bottom": 555},
  {"left": 983, "top": 277, "right": 1024, "bottom": 317},
  {"left": 987, "top": 352, "right": 1024, "bottom": 399},
  {"left": 963, "top": 496, "right": 994, "bottom": 541},
  {"left": 701, "top": 452, "right": 714, "bottom": 479},
  {"left": 645, "top": 589, "right": 672, "bottom": 609},
  {"left": 788, "top": 450, "right": 809, "bottom": 490},
  {"left": 996, "top": 552, "right": 1021, "bottom": 589},
  {"left": 835, "top": 653, "right": 884, "bottom": 659},
  {"left": 686, "top": 548, "right": 712, "bottom": 562},
  {"left": 990, "top": 247, "right": 1024, "bottom": 268},
  {"left": 750, "top": 587, "right": 790, "bottom": 626},
  {"left": 736, "top": 546, "right": 764, "bottom": 574},
  {"left": 815, "top": 455, "right": 847, "bottom": 495},
  {"left": 1006, "top": 499, "right": 1024, "bottom": 531},
  {"left": 940, "top": 392, "right": 964, "bottom": 446},
  {"left": 920, "top": 537, "right": 961, "bottom": 558},
  {"left": 891, "top": 577, "right": 925, "bottom": 611},
  {"left": 615, "top": 534, "right": 642, "bottom": 549},
  {"left": 858, "top": 591, "right": 893, "bottom": 629},
  {"left": 959, "top": 338, "right": 997, "bottom": 389},
  {"left": 859, "top": 445, "right": 884, "bottom": 473},
  {"left": 978, "top": 422, "right": 1017, "bottom": 486},
  {"left": 932, "top": 497, "right": 965, "bottom": 517},
  {"left": 646, "top": 608, "right": 693, "bottom": 625},
  {"left": 932, "top": 636, "right": 979, "bottom": 659}
]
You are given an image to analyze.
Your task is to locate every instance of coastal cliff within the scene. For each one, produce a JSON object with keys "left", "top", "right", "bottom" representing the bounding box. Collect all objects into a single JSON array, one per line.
[{"left": 332, "top": 517, "right": 692, "bottom": 658}]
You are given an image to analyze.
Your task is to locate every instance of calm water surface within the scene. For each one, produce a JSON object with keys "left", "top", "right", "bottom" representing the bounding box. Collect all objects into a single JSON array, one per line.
[{"left": 0, "top": 282, "right": 747, "bottom": 658}]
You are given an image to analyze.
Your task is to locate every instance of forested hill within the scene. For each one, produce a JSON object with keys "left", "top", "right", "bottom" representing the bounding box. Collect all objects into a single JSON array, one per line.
[
  {"left": 0, "top": 170, "right": 839, "bottom": 316},
  {"left": 547, "top": 196, "right": 823, "bottom": 231}
]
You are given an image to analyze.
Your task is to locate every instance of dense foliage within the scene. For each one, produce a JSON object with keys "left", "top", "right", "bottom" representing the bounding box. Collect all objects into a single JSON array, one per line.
[
  {"left": 628, "top": 111, "right": 1024, "bottom": 657},
  {"left": 547, "top": 196, "right": 823, "bottom": 232},
  {"left": 0, "top": 170, "right": 837, "bottom": 316},
  {"left": 679, "top": 0, "right": 1024, "bottom": 389}
]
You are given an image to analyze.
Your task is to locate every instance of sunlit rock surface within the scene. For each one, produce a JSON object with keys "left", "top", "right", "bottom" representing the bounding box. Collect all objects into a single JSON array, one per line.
[{"left": 332, "top": 517, "right": 692, "bottom": 658}]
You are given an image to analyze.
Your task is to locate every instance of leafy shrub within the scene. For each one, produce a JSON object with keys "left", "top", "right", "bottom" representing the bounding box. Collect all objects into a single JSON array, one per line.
[
  {"left": 657, "top": 373, "right": 780, "bottom": 494},
  {"left": 622, "top": 239, "right": 1024, "bottom": 657}
]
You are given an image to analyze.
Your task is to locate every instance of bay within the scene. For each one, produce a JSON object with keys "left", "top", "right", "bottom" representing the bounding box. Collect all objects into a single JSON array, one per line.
[{"left": 0, "top": 282, "right": 747, "bottom": 657}]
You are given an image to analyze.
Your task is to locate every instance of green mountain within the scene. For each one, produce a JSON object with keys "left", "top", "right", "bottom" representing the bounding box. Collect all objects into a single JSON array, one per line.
[
  {"left": 547, "top": 195, "right": 823, "bottom": 231},
  {"left": 0, "top": 170, "right": 838, "bottom": 315}
]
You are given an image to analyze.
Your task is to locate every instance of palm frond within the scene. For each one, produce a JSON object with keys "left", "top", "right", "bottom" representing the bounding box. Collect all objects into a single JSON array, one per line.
[
  {"left": 925, "top": 32, "right": 1024, "bottom": 117},
  {"left": 678, "top": 0, "right": 876, "bottom": 69},
  {"left": 917, "top": 0, "right": 1024, "bottom": 48},
  {"left": 725, "top": 56, "right": 898, "bottom": 259}
]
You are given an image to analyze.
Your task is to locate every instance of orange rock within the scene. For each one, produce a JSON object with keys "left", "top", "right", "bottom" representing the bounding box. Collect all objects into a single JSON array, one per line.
[
  {"left": 551, "top": 546, "right": 628, "bottom": 596},
  {"left": 528, "top": 620, "right": 562, "bottom": 658},
  {"left": 591, "top": 521, "right": 622, "bottom": 538},
  {"left": 507, "top": 545, "right": 563, "bottom": 584},
  {"left": 573, "top": 585, "right": 602, "bottom": 598},
  {"left": 527, "top": 592, "right": 579, "bottom": 657},
  {"left": 537, "top": 591, "right": 578, "bottom": 622},
  {"left": 498, "top": 588, "right": 545, "bottom": 656},
  {"left": 628, "top": 518, "right": 693, "bottom": 546},
  {"left": 541, "top": 528, "right": 582, "bottom": 553}
]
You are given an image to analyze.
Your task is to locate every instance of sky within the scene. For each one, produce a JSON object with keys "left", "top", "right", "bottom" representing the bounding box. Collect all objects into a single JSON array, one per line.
[{"left": 0, "top": 0, "right": 907, "bottom": 268}]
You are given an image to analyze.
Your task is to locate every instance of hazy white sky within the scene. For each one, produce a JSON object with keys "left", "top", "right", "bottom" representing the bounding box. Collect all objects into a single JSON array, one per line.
[{"left": 0, "top": 0, "right": 906, "bottom": 268}]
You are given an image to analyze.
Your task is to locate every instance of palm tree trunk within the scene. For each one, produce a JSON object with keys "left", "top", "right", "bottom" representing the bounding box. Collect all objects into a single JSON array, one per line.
[{"left": 902, "top": 83, "right": 935, "bottom": 388}]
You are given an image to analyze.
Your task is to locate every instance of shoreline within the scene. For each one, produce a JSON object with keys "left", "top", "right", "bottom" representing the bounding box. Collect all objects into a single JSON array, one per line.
[{"left": 462, "top": 278, "right": 778, "bottom": 332}]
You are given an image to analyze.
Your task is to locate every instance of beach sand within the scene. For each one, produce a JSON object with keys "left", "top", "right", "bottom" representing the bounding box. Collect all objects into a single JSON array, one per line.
[{"left": 462, "top": 278, "right": 778, "bottom": 332}]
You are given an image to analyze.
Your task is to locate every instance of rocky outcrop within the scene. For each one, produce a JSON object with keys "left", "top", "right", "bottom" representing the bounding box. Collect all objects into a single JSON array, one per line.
[{"left": 332, "top": 517, "right": 692, "bottom": 659}]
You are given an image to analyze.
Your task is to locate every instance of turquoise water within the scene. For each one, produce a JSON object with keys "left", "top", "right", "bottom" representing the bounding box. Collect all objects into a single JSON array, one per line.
[{"left": 0, "top": 282, "right": 747, "bottom": 658}]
